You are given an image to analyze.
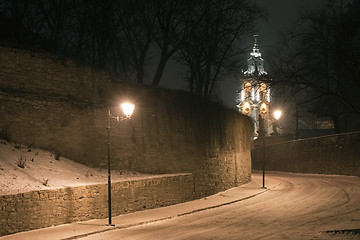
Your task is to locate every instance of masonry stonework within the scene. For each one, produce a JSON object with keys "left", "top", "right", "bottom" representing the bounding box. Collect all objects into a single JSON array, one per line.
[
  {"left": 252, "top": 132, "right": 360, "bottom": 176},
  {"left": 0, "top": 174, "right": 194, "bottom": 236},
  {"left": 0, "top": 46, "right": 253, "bottom": 194},
  {"left": 0, "top": 46, "right": 253, "bottom": 235}
]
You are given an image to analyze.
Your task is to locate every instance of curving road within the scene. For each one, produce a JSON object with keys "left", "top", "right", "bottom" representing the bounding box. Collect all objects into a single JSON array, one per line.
[{"left": 81, "top": 172, "right": 360, "bottom": 240}]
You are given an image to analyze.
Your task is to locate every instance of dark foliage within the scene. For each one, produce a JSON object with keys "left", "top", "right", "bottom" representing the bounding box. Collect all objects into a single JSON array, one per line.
[
  {"left": 0, "top": 0, "right": 264, "bottom": 99},
  {"left": 268, "top": 0, "right": 360, "bottom": 133}
]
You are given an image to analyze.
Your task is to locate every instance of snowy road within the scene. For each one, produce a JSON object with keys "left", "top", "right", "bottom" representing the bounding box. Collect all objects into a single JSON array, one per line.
[{"left": 81, "top": 172, "right": 360, "bottom": 240}]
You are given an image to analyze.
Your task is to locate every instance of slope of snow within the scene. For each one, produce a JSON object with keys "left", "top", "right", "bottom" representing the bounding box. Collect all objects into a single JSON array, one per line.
[{"left": 0, "top": 139, "right": 154, "bottom": 196}]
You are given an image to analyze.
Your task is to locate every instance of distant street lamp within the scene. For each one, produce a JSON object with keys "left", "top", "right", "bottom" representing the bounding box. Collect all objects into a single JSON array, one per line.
[
  {"left": 259, "top": 110, "right": 282, "bottom": 189},
  {"left": 274, "top": 110, "right": 282, "bottom": 121},
  {"left": 272, "top": 110, "right": 282, "bottom": 135},
  {"left": 106, "top": 102, "right": 135, "bottom": 226},
  {"left": 258, "top": 114, "right": 266, "bottom": 188}
]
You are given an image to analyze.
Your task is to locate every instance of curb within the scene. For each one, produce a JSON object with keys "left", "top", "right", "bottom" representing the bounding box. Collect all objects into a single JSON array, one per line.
[{"left": 62, "top": 187, "right": 271, "bottom": 240}]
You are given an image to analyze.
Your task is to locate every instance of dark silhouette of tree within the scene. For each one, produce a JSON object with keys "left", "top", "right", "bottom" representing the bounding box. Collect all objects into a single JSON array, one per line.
[
  {"left": 0, "top": 0, "right": 45, "bottom": 47},
  {"left": 269, "top": 0, "right": 360, "bottom": 133},
  {"left": 176, "top": 0, "right": 264, "bottom": 98},
  {"left": 0, "top": 0, "right": 266, "bottom": 97},
  {"left": 115, "top": 0, "right": 156, "bottom": 83},
  {"left": 35, "top": 0, "right": 75, "bottom": 51},
  {"left": 74, "top": 1, "right": 115, "bottom": 68},
  {"left": 151, "top": 0, "right": 198, "bottom": 86}
]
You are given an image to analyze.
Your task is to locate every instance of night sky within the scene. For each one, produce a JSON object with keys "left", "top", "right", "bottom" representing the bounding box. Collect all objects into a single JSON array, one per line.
[
  {"left": 256, "top": 0, "right": 326, "bottom": 48},
  {"left": 218, "top": 0, "right": 328, "bottom": 108},
  {"left": 161, "top": 0, "right": 328, "bottom": 109},
  {"left": 148, "top": 1, "right": 330, "bottom": 109}
]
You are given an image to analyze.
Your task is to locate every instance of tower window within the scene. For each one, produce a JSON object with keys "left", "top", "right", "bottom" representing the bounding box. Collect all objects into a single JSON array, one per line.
[
  {"left": 260, "top": 83, "right": 266, "bottom": 92},
  {"left": 259, "top": 83, "right": 267, "bottom": 101},
  {"left": 244, "top": 82, "right": 252, "bottom": 98},
  {"left": 242, "top": 102, "right": 251, "bottom": 114}
]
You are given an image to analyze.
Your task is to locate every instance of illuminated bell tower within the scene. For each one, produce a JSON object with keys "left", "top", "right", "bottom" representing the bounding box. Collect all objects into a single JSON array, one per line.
[{"left": 236, "top": 34, "right": 271, "bottom": 137}]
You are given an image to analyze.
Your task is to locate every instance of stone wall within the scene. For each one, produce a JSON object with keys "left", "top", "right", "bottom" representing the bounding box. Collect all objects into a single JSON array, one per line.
[
  {"left": 252, "top": 132, "right": 360, "bottom": 176},
  {"left": 0, "top": 174, "right": 194, "bottom": 236},
  {"left": 0, "top": 46, "right": 253, "bottom": 197}
]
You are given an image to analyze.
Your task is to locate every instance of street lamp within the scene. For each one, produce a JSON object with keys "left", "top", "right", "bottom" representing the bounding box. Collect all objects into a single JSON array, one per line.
[
  {"left": 259, "top": 110, "right": 282, "bottom": 189},
  {"left": 258, "top": 114, "right": 266, "bottom": 189},
  {"left": 272, "top": 110, "right": 282, "bottom": 135},
  {"left": 106, "top": 102, "right": 135, "bottom": 226},
  {"left": 273, "top": 110, "right": 282, "bottom": 121}
]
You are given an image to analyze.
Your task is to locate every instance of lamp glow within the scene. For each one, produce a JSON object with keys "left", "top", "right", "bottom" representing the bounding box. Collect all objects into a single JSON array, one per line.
[
  {"left": 121, "top": 102, "right": 135, "bottom": 118},
  {"left": 274, "top": 110, "right": 282, "bottom": 121}
]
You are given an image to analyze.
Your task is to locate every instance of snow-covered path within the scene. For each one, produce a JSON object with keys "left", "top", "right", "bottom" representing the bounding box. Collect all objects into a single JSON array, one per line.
[{"left": 81, "top": 172, "right": 360, "bottom": 240}]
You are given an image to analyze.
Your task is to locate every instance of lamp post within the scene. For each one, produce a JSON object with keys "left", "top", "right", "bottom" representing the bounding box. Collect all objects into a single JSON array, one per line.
[
  {"left": 106, "top": 102, "right": 135, "bottom": 226},
  {"left": 295, "top": 104, "right": 299, "bottom": 139},
  {"left": 259, "top": 110, "right": 282, "bottom": 189},
  {"left": 258, "top": 114, "right": 266, "bottom": 188}
]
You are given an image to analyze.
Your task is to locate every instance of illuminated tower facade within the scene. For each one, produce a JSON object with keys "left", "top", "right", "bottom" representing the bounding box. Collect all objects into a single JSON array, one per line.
[{"left": 236, "top": 35, "right": 271, "bottom": 137}]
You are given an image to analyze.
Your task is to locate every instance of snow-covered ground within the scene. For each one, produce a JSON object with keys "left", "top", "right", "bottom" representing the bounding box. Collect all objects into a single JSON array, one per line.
[
  {"left": 0, "top": 139, "right": 154, "bottom": 196},
  {"left": 1, "top": 138, "right": 359, "bottom": 239},
  {"left": 80, "top": 172, "right": 360, "bottom": 240}
]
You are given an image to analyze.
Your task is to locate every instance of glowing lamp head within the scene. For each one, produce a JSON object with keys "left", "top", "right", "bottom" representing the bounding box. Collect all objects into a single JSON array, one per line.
[
  {"left": 121, "top": 102, "right": 135, "bottom": 118},
  {"left": 273, "top": 110, "right": 282, "bottom": 121}
]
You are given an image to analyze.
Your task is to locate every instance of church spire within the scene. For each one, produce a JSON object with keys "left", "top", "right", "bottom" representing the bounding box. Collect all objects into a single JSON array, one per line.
[
  {"left": 253, "top": 34, "right": 258, "bottom": 50},
  {"left": 244, "top": 34, "right": 267, "bottom": 76}
]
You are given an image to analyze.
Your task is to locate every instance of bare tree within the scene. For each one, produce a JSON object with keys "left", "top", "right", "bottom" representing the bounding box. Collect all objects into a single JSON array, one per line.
[
  {"left": 35, "top": 0, "right": 76, "bottom": 51},
  {"left": 115, "top": 0, "right": 156, "bottom": 83},
  {"left": 0, "top": 0, "right": 266, "bottom": 94},
  {"left": 269, "top": 0, "right": 360, "bottom": 132},
  {"left": 176, "top": 0, "right": 265, "bottom": 98},
  {"left": 151, "top": 0, "right": 198, "bottom": 86},
  {"left": 0, "top": 0, "right": 46, "bottom": 46}
]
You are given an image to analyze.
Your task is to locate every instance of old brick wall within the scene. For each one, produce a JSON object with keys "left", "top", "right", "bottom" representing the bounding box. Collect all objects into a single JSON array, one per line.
[
  {"left": 0, "top": 174, "right": 194, "bottom": 236},
  {"left": 252, "top": 132, "right": 360, "bottom": 176},
  {"left": 0, "top": 47, "right": 110, "bottom": 102},
  {"left": 0, "top": 46, "right": 253, "bottom": 197}
]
